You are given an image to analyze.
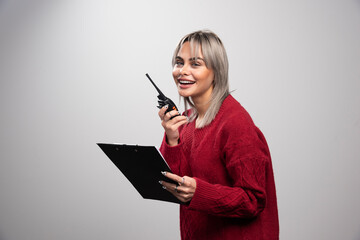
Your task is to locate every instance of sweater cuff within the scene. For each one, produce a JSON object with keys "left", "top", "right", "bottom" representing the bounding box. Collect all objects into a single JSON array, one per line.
[
  {"left": 188, "top": 177, "right": 219, "bottom": 211},
  {"left": 160, "top": 134, "right": 183, "bottom": 154}
]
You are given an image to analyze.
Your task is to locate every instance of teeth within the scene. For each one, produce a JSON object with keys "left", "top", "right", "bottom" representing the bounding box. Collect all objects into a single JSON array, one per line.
[{"left": 179, "top": 80, "right": 194, "bottom": 84}]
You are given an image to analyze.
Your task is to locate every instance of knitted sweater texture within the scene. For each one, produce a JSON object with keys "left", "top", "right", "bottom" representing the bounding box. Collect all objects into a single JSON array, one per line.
[{"left": 160, "top": 95, "right": 279, "bottom": 240}]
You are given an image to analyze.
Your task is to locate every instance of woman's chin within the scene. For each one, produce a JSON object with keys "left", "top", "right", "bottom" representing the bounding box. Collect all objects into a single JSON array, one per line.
[{"left": 177, "top": 88, "right": 192, "bottom": 98}]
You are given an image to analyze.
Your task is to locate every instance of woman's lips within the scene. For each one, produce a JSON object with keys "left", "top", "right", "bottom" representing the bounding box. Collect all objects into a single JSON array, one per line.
[{"left": 178, "top": 79, "right": 195, "bottom": 89}]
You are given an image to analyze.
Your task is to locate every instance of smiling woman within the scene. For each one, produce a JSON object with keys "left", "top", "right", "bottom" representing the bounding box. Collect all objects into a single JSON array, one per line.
[
  {"left": 172, "top": 42, "right": 215, "bottom": 120},
  {"left": 157, "top": 30, "right": 279, "bottom": 240},
  {"left": 171, "top": 31, "right": 229, "bottom": 128}
]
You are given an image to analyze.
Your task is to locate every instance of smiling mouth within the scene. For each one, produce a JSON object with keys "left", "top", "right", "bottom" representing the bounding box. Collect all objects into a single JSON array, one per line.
[{"left": 178, "top": 80, "right": 195, "bottom": 85}]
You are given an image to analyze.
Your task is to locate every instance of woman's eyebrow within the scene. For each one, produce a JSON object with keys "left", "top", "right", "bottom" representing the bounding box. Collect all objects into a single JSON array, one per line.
[
  {"left": 175, "top": 56, "right": 205, "bottom": 62},
  {"left": 189, "top": 57, "right": 205, "bottom": 61}
]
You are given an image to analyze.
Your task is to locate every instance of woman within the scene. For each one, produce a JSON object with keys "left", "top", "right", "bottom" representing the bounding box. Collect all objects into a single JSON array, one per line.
[{"left": 158, "top": 30, "right": 279, "bottom": 240}]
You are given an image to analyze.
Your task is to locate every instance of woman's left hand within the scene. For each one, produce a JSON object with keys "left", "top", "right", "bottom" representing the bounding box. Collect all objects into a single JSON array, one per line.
[{"left": 160, "top": 172, "right": 197, "bottom": 203}]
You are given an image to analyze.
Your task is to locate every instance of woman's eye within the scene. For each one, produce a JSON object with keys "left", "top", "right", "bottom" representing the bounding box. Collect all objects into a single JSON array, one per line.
[
  {"left": 175, "top": 61, "right": 184, "bottom": 66},
  {"left": 191, "top": 62, "right": 201, "bottom": 67}
]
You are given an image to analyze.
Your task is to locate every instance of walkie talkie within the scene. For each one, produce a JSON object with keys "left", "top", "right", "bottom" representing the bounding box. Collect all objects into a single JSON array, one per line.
[{"left": 146, "top": 73, "right": 180, "bottom": 118}]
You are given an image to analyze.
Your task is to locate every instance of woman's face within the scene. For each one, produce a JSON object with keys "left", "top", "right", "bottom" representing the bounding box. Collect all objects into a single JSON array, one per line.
[{"left": 172, "top": 41, "right": 214, "bottom": 103}]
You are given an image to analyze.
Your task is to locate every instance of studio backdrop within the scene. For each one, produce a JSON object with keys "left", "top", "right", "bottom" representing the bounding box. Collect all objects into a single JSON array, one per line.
[{"left": 0, "top": 0, "right": 359, "bottom": 239}]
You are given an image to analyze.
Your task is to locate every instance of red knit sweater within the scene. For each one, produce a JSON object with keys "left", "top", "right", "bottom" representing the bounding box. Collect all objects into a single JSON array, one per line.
[{"left": 160, "top": 95, "right": 279, "bottom": 240}]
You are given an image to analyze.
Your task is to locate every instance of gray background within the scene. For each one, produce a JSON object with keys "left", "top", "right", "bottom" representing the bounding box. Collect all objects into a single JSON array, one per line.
[{"left": 1, "top": 0, "right": 359, "bottom": 239}]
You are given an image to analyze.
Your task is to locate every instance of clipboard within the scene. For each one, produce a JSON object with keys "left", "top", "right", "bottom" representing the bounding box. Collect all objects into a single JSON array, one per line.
[{"left": 97, "top": 143, "right": 182, "bottom": 204}]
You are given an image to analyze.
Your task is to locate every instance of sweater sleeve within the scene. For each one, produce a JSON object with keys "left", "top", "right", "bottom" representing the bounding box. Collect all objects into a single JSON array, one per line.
[
  {"left": 188, "top": 121, "right": 269, "bottom": 218},
  {"left": 159, "top": 133, "right": 184, "bottom": 175}
]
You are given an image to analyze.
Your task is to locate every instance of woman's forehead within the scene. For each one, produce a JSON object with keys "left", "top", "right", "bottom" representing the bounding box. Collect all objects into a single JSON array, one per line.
[{"left": 178, "top": 41, "right": 203, "bottom": 58}]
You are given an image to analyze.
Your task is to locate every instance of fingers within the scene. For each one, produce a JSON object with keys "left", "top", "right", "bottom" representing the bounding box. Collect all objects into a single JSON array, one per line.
[
  {"left": 160, "top": 110, "right": 181, "bottom": 122},
  {"left": 158, "top": 105, "right": 173, "bottom": 120},
  {"left": 158, "top": 106, "right": 188, "bottom": 147},
  {"left": 158, "top": 106, "right": 168, "bottom": 119},
  {"left": 160, "top": 110, "right": 188, "bottom": 133},
  {"left": 159, "top": 180, "right": 194, "bottom": 203},
  {"left": 159, "top": 172, "right": 197, "bottom": 203},
  {"left": 159, "top": 180, "right": 178, "bottom": 192},
  {"left": 158, "top": 105, "right": 182, "bottom": 120},
  {"left": 161, "top": 171, "right": 184, "bottom": 185},
  {"left": 161, "top": 114, "right": 188, "bottom": 129}
]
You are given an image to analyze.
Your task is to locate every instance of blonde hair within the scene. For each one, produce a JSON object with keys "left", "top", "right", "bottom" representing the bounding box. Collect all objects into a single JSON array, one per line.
[{"left": 172, "top": 30, "right": 229, "bottom": 128}]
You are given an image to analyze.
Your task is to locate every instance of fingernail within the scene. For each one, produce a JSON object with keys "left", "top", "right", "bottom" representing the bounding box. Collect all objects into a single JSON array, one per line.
[
  {"left": 158, "top": 180, "right": 163, "bottom": 185},
  {"left": 161, "top": 171, "right": 166, "bottom": 176},
  {"left": 162, "top": 186, "right": 167, "bottom": 190}
]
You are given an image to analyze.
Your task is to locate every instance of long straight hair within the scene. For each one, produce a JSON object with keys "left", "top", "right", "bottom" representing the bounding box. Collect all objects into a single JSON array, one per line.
[{"left": 172, "top": 30, "right": 229, "bottom": 128}]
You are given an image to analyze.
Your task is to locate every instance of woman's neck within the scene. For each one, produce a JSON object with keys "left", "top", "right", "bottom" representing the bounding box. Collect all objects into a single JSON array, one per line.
[
  {"left": 194, "top": 101, "right": 210, "bottom": 119},
  {"left": 193, "top": 93, "right": 211, "bottom": 116},
  {"left": 192, "top": 87, "right": 213, "bottom": 118}
]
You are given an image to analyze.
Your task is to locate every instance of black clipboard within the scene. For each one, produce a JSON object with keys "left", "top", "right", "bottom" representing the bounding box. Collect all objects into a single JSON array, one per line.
[{"left": 97, "top": 143, "right": 182, "bottom": 204}]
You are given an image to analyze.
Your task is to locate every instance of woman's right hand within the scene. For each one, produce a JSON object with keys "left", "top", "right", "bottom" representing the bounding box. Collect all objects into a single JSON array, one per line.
[{"left": 158, "top": 106, "right": 188, "bottom": 146}]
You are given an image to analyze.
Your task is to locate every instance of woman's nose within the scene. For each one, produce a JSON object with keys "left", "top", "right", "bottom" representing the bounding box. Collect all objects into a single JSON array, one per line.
[{"left": 180, "top": 64, "right": 189, "bottom": 75}]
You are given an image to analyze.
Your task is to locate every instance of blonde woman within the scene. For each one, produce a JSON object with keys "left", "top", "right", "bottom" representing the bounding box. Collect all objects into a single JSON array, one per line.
[{"left": 158, "top": 30, "right": 279, "bottom": 240}]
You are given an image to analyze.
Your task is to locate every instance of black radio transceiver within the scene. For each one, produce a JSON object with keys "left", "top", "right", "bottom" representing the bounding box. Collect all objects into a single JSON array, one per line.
[{"left": 146, "top": 73, "right": 180, "bottom": 118}]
